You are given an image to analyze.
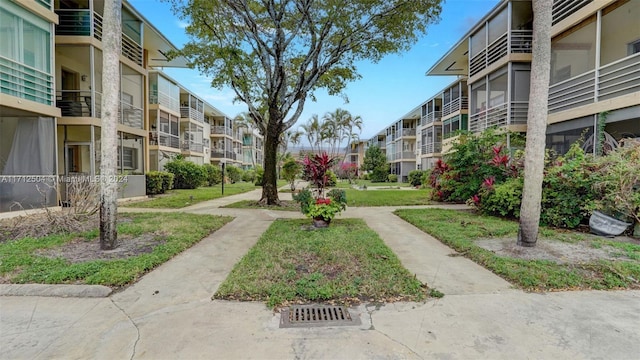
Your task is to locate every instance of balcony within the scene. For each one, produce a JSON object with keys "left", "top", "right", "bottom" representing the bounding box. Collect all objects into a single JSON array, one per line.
[
  {"left": 469, "top": 101, "right": 528, "bottom": 133},
  {"left": 56, "top": 90, "right": 143, "bottom": 128},
  {"left": 210, "top": 150, "right": 236, "bottom": 160},
  {"left": 401, "top": 129, "right": 416, "bottom": 137},
  {"left": 421, "top": 111, "right": 442, "bottom": 126},
  {"left": 149, "top": 131, "right": 180, "bottom": 149},
  {"left": 469, "top": 30, "right": 532, "bottom": 77},
  {"left": 55, "top": 10, "right": 142, "bottom": 67},
  {"left": 421, "top": 142, "right": 442, "bottom": 155},
  {"left": 1, "top": 56, "right": 54, "bottom": 106},
  {"left": 180, "top": 106, "right": 204, "bottom": 123},
  {"left": 442, "top": 97, "right": 468, "bottom": 117},
  {"left": 549, "top": 53, "right": 640, "bottom": 114},
  {"left": 150, "top": 89, "right": 180, "bottom": 112},
  {"left": 552, "top": 0, "right": 592, "bottom": 26},
  {"left": 211, "top": 126, "right": 233, "bottom": 136},
  {"left": 182, "top": 141, "right": 204, "bottom": 154}
]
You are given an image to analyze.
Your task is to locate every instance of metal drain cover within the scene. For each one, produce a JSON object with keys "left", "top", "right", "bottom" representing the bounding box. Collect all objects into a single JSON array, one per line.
[{"left": 280, "top": 304, "right": 361, "bottom": 328}]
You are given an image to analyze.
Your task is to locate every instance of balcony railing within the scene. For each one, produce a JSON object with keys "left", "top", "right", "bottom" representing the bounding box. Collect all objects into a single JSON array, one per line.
[
  {"left": 180, "top": 106, "right": 204, "bottom": 123},
  {"left": 150, "top": 89, "right": 180, "bottom": 112},
  {"left": 442, "top": 96, "right": 468, "bottom": 117},
  {"left": 548, "top": 70, "right": 596, "bottom": 113},
  {"left": 598, "top": 53, "right": 640, "bottom": 101},
  {"left": 56, "top": 90, "right": 93, "bottom": 117},
  {"left": 469, "top": 102, "right": 527, "bottom": 133},
  {"left": 421, "top": 111, "right": 442, "bottom": 126},
  {"left": 55, "top": 10, "right": 142, "bottom": 66},
  {"left": 211, "top": 126, "right": 233, "bottom": 136},
  {"left": 469, "top": 30, "right": 533, "bottom": 77},
  {"left": 182, "top": 141, "right": 204, "bottom": 153},
  {"left": 210, "top": 150, "right": 237, "bottom": 160},
  {"left": 1, "top": 56, "right": 54, "bottom": 106},
  {"left": 149, "top": 131, "right": 180, "bottom": 149},
  {"left": 37, "top": 0, "right": 52, "bottom": 9},
  {"left": 421, "top": 142, "right": 442, "bottom": 155},
  {"left": 401, "top": 129, "right": 416, "bottom": 137},
  {"left": 552, "top": 0, "right": 592, "bottom": 26}
]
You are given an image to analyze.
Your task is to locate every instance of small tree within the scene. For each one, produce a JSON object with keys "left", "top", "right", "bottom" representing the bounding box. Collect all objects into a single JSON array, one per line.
[
  {"left": 363, "top": 145, "right": 388, "bottom": 182},
  {"left": 282, "top": 157, "right": 302, "bottom": 191}
]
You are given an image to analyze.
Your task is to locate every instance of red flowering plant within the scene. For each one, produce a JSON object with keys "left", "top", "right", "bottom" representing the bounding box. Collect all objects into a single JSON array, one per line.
[{"left": 293, "top": 153, "right": 347, "bottom": 224}]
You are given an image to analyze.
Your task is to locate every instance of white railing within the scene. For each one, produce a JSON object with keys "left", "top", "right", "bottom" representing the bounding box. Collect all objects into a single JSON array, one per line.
[
  {"left": 442, "top": 96, "right": 468, "bottom": 117},
  {"left": 510, "top": 101, "right": 529, "bottom": 125},
  {"left": 150, "top": 89, "right": 180, "bottom": 112},
  {"left": 122, "top": 33, "right": 143, "bottom": 67},
  {"left": 469, "top": 102, "right": 508, "bottom": 133},
  {"left": 149, "top": 131, "right": 180, "bottom": 149},
  {"left": 552, "top": 0, "right": 592, "bottom": 26},
  {"left": 422, "top": 142, "right": 442, "bottom": 155},
  {"left": 548, "top": 70, "right": 596, "bottom": 113},
  {"left": 211, "top": 126, "right": 232, "bottom": 136},
  {"left": 402, "top": 129, "right": 416, "bottom": 137},
  {"left": 598, "top": 53, "right": 640, "bottom": 101},
  {"left": 181, "top": 106, "right": 204, "bottom": 123},
  {"left": 1, "top": 56, "right": 53, "bottom": 106},
  {"left": 470, "top": 30, "right": 533, "bottom": 77}
]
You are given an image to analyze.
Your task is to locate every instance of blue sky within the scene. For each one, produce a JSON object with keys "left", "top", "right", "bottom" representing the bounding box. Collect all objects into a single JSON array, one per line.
[{"left": 130, "top": 0, "right": 500, "bottom": 140}]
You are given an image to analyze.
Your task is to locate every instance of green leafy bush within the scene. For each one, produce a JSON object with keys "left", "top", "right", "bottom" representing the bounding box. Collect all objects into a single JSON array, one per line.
[
  {"left": 145, "top": 171, "right": 164, "bottom": 195},
  {"left": 164, "top": 160, "right": 206, "bottom": 189},
  {"left": 281, "top": 159, "right": 301, "bottom": 190},
  {"left": 203, "top": 164, "right": 222, "bottom": 186},
  {"left": 479, "top": 177, "right": 523, "bottom": 219},
  {"left": 388, "top": 174, "right": 398, "bottom": 182},
  {"left": 325, "top": 170, "right": 337, "bottom": 187},
  {"left": 225, "top": 165, "right": 243, "bottom": 184},
  {"left": 161, "top": 172, "right": 174, "bottom": 192},
  {"left": 254, "top": 166, "right": 264, "bottom": 186},
  {"left": 408, "top": 170, "right": 425, "bottom": 186},
  {"left": 242, "top": 169, "right": 256, "bottom": 183}
]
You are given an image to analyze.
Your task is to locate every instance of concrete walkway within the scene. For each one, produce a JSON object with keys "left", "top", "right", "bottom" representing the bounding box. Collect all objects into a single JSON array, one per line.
[{"left": 2, "top": 190, "right": 640, "bottom": 359}]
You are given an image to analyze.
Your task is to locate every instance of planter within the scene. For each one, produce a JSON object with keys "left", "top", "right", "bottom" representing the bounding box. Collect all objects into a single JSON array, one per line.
[
  {"left": 312, "top": 217, "right": 331, "bottom": 228},
  {"left": 589, "top": 211, "right": 631, "bottom": 237}
]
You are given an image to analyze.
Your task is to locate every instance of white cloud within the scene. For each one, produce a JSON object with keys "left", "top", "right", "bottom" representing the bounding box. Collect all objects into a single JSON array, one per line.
[{"left": 177, "top": 20, "right": 189, "bottom": 29}]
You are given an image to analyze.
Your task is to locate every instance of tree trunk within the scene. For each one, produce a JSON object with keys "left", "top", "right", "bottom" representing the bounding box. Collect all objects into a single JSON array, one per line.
[
  {"left": 517, "top": 0, "right": 552, "bottom": 247},
  {"left": 99, "top": 0, "right": 121, "bottom": 250},
  {"left": 260, "top": 120, "right": 281, "bottom": 205}
]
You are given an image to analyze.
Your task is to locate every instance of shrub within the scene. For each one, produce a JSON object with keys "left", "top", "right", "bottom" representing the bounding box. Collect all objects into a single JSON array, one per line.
[
  {"left": 254, "top": 166, "right": 264, "bottom": 186},
  {"left": 225, "top": 165, "right": 243, "bottom": 184},
  {"left": 161, "top": 172, "right": 174, "bottom": 192},
  {"left": 146, "top": 171, "right": 164, "bottom": 195},
  {"left": 242, "top": 169, "right": 256, "bottom": 183},
  {"left": 281, "top": 159, "right": 301, "bottom": 190},
  {"left": 362, "top": 173, "right": 369, "bottom": 181},
  {"left": 388, "top": 174, "right": 398, "bottom": 183},
  {"left": 408, "top": 170, "right": 425, "bottom": 186},
  {"left": 479, "top": 177, "right": 523, "bottom": 219},
  {"left": 325, "top": 170, "right": 337, "bottom": 187},
  {"left": 164, "top": 160, "right": 206, "bottom": 189},
  {"left": 203, "top": 164, "right": 222, "bottom": 186}
]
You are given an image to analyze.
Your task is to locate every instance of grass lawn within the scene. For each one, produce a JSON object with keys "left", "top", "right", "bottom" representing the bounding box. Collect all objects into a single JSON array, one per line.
[
  {"left": 334, "top": 180, "right": 413, "bottom": 189},
  {"left": 0, "top": 213, "right": 232, "bottom": 287},
  {"left": 395, "top": 208, "right": 640, "bottom": 291},
  {"left": 214, "top": 218, "right": 429, "bottom": 308},
  {"left": 124, "top": 182, "right": 259, "bottom": 208},
  {"left": 344, "top": 188, "right": 431, "bottom": 207}
]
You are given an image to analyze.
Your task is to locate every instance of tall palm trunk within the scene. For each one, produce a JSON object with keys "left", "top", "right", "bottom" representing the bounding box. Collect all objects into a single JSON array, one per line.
[{"left": 517, "top": 0, "right": 552, "bottom": 247}]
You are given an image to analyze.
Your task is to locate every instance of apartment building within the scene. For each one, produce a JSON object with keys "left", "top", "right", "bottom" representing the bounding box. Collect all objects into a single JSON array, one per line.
[
  {"left": 425, "top": 0, "right": 638, "bottom": 157},
  {"left": 238, "top": 125, "right": 264, "bottom": 170},
  {"left": 1, "top": 0, "right": 58, "bottom": 212},
  {"left": 384, "top": 109, "right": 418, "bottom": 182},
  {"left": 344, "top": 140, "right": 368, "bottom": 170},
  {"left": 0, "top": 0, "right": 259, "bottom": 213}
]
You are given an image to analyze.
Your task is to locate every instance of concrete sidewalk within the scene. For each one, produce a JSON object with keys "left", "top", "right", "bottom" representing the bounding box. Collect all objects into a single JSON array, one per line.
[{"left": 2, "top": 190, "right": 640, "bottom": 359}]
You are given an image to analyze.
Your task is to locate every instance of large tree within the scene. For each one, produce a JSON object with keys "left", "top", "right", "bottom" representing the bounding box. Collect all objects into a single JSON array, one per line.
[
  {"left": 170, "top": 0, "right": 442, "bottom": 204},
  {"left": 99, "top": 0, "right": 121, "bottom": 249},
  {"left": 517, "top": 0, "right": 552, "bottom": 247}
]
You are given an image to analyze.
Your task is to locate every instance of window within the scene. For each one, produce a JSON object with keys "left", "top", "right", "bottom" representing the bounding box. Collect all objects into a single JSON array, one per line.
[
  {"left": 629, "top": 39, "right": 640, "bottom": 56},
  {"left": 119, "top": 147, "right": 137, "bottom": 169}
]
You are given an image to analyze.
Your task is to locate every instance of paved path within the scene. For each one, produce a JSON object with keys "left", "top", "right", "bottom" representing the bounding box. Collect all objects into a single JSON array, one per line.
[{"left": 2, "top": 189, "right": 640, "bottom": 359}]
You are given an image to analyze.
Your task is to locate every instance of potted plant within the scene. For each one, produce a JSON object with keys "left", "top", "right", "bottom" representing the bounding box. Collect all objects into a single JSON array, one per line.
[
  {"left": 293, "top": 153, "right": 347, "bottom": 227},
  {"left": 590, "top": 139, "right": 640, "bottom": 237}
]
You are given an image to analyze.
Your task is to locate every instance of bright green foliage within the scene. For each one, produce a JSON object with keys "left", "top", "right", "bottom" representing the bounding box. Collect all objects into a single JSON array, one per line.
[
  {"left": 363, "top": 145, "right": 389, "bottom": 182},
  {"left": 282, "top": 158, "right": 302, "bottom": 191},
  {"left": 145, "top": 171, "right": 174, "bottom": 195},
  {"left": 388, "top": 174, "right": 398, "bottom": 182},
  {"left": 169, "top": 0, "right": 442, "bottom": 203},
  {"left": 225, "top": 166, "right": 243, "bottom": 184},
  {"left": 325, "top": 170, "right": 338, "bottom": 187},
  {"left": 164, "top": 159, "right": 206, "bottom": 189},
  {"left": 254, "top": 166, "right": 264, "bottom": 186},
  {"left": 408, "top": 170, "right": 425, "bottom": 186},
  {"left": 203, "top": 164, "right": 222, "bottom": 186},
  {"left": 481, "top": 177, "right": 523, "bottom": 219},
  {"left": 242, "top": 169, "right": 256, "bottom": 183}
]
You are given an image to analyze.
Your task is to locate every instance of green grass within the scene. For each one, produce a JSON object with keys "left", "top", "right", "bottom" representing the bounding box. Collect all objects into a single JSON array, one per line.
[
  {"left": 0, "top": 213, "right": 232, "bottom": 287},
  {"left": 344, "top": 188, "right": 431, "bottom": 207},
  {"left": 124, "top": 182, "right": 259, "bottom": 208},
  {"left": 214, "top": 218, "right": 428, "bottom": 308},
  {"left": 395, "top": 208, "right": 640, "bottom": 291},
  {"left": 223, "top": 200, "right": 301, "bottom": 211},
  {"left": 333, "top": 180, "right": 413, "bottom": 189}
]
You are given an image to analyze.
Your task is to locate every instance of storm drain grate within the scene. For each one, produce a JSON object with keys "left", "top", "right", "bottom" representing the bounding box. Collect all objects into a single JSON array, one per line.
[{"left": 279, "top": 305, "right": 361, "bottom": 328}]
